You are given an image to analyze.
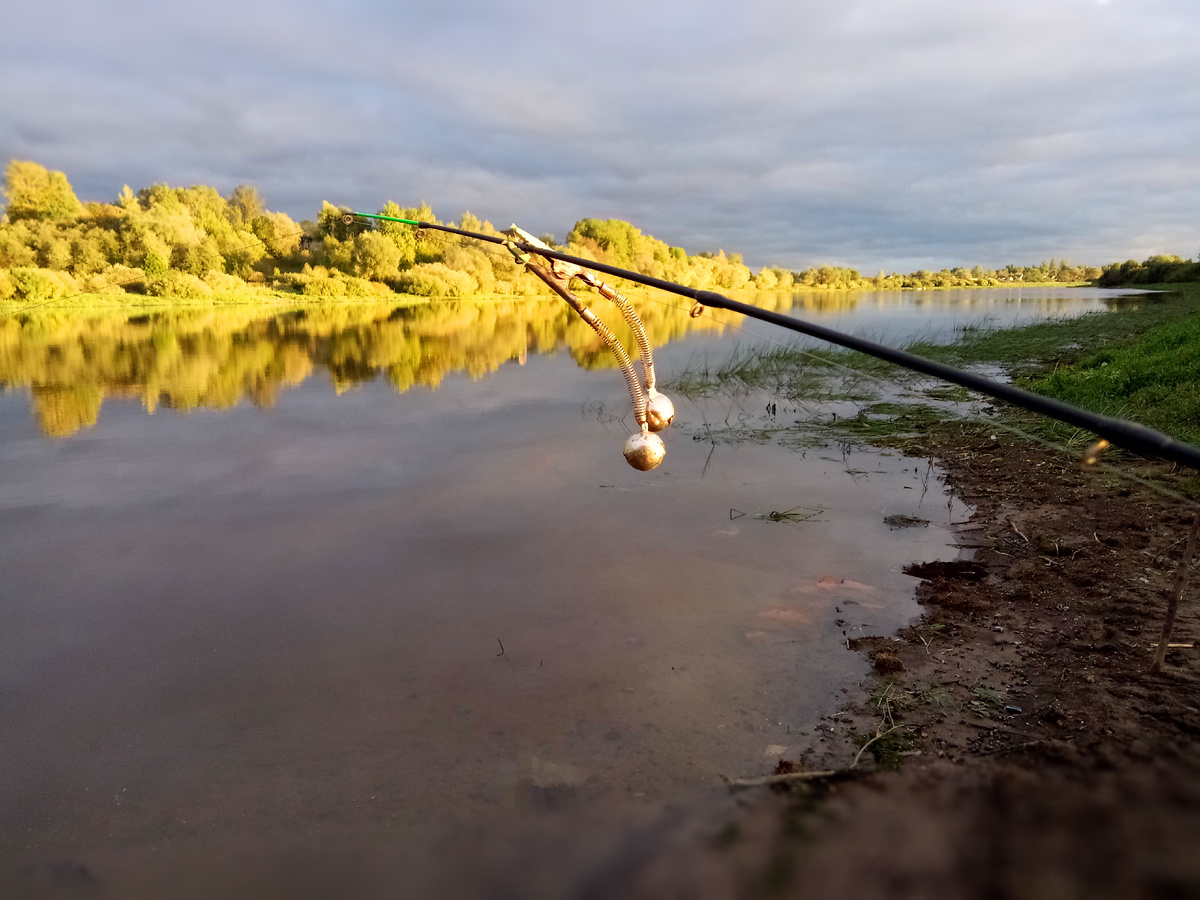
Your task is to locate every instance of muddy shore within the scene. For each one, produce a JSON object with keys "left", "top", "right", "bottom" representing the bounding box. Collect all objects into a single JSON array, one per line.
[{"left": 620, "top": 422, "right": 1200, "bottom": 899}]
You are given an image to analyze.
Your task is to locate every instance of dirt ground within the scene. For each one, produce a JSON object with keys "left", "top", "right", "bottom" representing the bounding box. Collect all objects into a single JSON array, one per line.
[{"left": 620, "top": 423, "right": 1200, "bottom": 900}]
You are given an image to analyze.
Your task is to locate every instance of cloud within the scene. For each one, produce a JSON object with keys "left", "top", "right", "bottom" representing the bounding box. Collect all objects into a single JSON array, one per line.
[{"left": 1, "top": 0, "right": 1198, "bottom": 271}]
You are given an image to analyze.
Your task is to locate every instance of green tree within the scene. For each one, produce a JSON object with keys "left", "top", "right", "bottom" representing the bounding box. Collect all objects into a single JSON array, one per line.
[
  {"left": 228, "top": 185, "right": 264, "bottom": 227},
  {"left": 351, "top": 231, "right": 402, "bottom": 281},
  {"left": 568, "top": 218, "right": 640, "bottom": 268},
  {"left": 221, "top": 230, "right": 265, "bottom": 278},
  {"left": 144, "top": 247, "right": 168, "bottom": 278},
  {"left": 378, "top": 201, "right": 418, "bottom": 269},
  {"left": 316, "top": 202, "right": 355, "bottom": 242},
  {"left": 71, "top": 234, "right": 110, "bottom": 275},
  {"left": 36, "top": 229, "right": 73, "bottom": 270},
  {"left": 3, "top": 160, "right": 81, "bottom": 222},
  {"left": 177, "top": 235, "right": 224, "bottom": 276}
]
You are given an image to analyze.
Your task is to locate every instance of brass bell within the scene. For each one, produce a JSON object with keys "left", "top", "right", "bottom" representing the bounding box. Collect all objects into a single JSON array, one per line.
[
  {"left": 624, "top": 431, "right": 666, "bottom": 470},
  {"left": 645, "top": 390, "right": 675, "bottom": 433}
]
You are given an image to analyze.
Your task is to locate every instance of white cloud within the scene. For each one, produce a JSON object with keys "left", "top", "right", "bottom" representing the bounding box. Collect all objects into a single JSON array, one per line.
[{"left": 1, "top": 0, "right": 1198, "bottom": 271}]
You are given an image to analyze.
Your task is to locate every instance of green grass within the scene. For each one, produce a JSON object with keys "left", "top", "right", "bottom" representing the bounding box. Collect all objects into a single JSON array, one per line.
[
  {"left": 911, "top": 284, "right": 1200, "bottom": 449},
  {"left": 1024, "top": 306, "right": 1200, "bottom": 447},
  {"left": 909, "top": 285, "right": 1200, "bottom": 375}
]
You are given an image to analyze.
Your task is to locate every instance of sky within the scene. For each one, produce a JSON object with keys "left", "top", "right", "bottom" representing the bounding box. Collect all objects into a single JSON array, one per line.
[{"left": 1, "top": 0, "right": 1198, "bottom": 273}]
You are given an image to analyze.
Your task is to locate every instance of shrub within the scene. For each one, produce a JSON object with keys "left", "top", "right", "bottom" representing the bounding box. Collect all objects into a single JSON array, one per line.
[
  {"left": 178, "top": 236, "right": 224, "bottom": 276},
  {"left": 143, "top": 248, "right": 168, "bottom": 278},
  {"left": 202, "top": 270, "right": 245, "bottom": 293},
  {"left": 146, "top": 271, "right": 213, "bottom": 298},
  {"left": 9, "top": 266, "right": 67, "bottom": 300},
  {"left": 90, "top": 264, "right": 145, "bottom": 295},
  {"left": 352, "top": 230, "right": 402, "bottom": 281},
  {"left": 394, "top": 262, "right": 477, "bottom": 297},
  {"left": 303, "top": 275, "right": 347, "bottom": 298},
  {"left": 340, "top": 274, "right": 379, "bottom": 298}
]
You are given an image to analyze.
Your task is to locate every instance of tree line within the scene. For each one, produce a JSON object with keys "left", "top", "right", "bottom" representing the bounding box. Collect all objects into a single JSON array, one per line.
[
  {"left": 1096, "top": 255, "right": 1200, "bottom": 287},
  {"left": 0, "top": 161, "right": 756, "bottom": 303},
  {"left": 0, "top": 159, "right": 1189, "bottom": 304}
]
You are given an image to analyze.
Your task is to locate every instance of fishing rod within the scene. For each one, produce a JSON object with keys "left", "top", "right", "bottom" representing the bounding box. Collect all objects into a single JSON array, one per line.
[{"left": 345, "top": 211, "right": 1200, "bottom": 473}]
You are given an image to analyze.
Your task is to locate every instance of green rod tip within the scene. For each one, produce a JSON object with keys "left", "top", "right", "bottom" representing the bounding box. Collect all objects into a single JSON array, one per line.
[{"left": 351, "top": 212, "right": 422, "bottom": 226}]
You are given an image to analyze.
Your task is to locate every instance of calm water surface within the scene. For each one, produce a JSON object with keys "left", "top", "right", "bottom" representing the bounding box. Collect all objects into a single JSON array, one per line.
[{"left": 0, "top": 287, "right": 1142, "bottom": 892}]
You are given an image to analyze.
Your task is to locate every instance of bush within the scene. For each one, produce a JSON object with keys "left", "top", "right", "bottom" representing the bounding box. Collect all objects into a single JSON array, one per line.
[
  {"left": 71, "top": 235, "right": 110, "bottom": 275},
  {"left": 84, "top": 272, "right": 124, "bottom": 295},
  {"left": 178, "top": 236, "right": 224, "bottom": 276},
  {"left": 143, "top": 248, "right": 168, "bottom": 278},
  {"left": 394, "top": 262, "right": 477, "bottom": 297},
  {"left": 146, "top": 271, "right": 213, "bottom": 298},
  {"left": 90, "top": 264, "right": 145, "bottom": 295},
  {"left": 219, "top": 229, "right": 266, "bottom": 278},
  {"left": 202, "top": 270, "right": 245, "bottom": 293},
  {"left": 8, "top": 266, "right": 70, "bottom": 300},
  {"left": 302, "top": 275, "right": 347, "bottom": 298},
  {"left": 352, "top": 230, "right": 402, "bottom": 281},
  {"left": 340, "top": 274, "right": 380, "bottom": 298},
  {"left": 0, "top": 225, "right": 37, "bottom": 267}
]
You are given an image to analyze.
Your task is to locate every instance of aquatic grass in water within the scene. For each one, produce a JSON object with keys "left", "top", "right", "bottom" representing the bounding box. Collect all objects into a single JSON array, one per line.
[
  {"left": 666, "top": 343, "right": 889, "bottom": 405},
  {"left": 753, "top": 504, "right": 827, "bottom": 523},
  {"left": 907, "top": 286, "right": 1199, "bottom": 373}
]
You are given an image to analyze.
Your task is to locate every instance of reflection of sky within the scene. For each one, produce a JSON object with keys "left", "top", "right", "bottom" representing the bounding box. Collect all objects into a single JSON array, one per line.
[{"left": 2, "top": 1, "right": 1198, "bottom": 272}]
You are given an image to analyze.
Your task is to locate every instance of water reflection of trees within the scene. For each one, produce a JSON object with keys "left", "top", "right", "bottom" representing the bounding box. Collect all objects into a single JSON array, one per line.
[{"left": 2, "top": 292, "right": 827, "bottom": 436}]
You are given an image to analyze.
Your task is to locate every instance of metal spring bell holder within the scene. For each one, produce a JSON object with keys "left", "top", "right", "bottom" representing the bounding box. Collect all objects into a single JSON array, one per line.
[{"left": 503, "top": 226, "right": 675, "bottom": 470}]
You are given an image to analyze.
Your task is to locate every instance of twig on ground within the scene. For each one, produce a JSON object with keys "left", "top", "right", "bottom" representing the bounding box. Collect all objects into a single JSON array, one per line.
[
  {"left": 1151, "top": 508, "right": 1200, "bottom": 674},
  {"left": 1010, "top": 519, "right": 1030, "bottom": 543},
  {"left": 723, "top": 769, "right": 841, "bottom": 790}
]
